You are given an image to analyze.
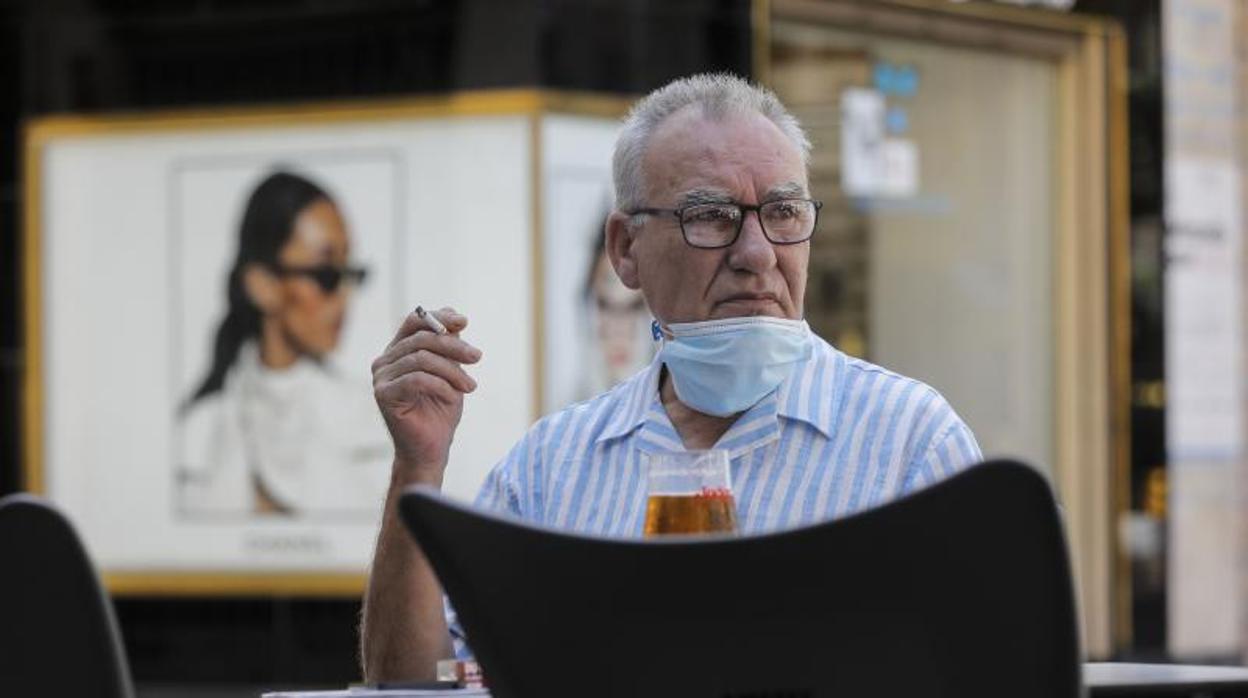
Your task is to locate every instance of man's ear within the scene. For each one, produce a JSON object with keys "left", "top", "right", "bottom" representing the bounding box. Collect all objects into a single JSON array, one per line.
[
  {"left": 241, "top": 263, "right": 282, "bottom": 313},
  {"left": 605, "top": 211, "right": 641, "bottom": 290}
]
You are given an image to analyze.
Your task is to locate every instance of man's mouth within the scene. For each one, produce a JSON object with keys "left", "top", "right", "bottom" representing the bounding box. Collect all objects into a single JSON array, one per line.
[
  {"left": 713, "top": 293, "right": 782, "bottom": 315},
  {"left": 718, "top": 292, "right": 778, "bottom": 304}
]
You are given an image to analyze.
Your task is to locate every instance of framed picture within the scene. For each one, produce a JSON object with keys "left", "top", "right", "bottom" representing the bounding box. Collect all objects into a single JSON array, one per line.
[
  {"left": 23, "top": 90, "right": 630, "bottom": 594},
  {"left": 538, "top": 115, "right": 654, "bottom": 414}
]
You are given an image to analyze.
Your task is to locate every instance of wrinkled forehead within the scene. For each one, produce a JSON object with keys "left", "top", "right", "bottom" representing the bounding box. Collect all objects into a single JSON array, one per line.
[{"left": 640, "top": 107, "right": 808, "bottom": 204}]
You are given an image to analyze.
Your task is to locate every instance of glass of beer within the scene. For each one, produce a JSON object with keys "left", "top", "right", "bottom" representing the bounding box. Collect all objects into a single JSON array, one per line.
[{"left": 644, "top": 449, "right": 737, "bottom": 537}]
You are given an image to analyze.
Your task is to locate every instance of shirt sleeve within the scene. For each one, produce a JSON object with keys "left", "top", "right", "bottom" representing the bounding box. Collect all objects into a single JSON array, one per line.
[
  {"left": 447, "top": 596, "right": 473, "bottom": 660},
  {"left": 901, "top": 393, "right": 983, "bottom": 493},
  {"left": 472, "top": 457, "right": 525, "bottom": 518}
]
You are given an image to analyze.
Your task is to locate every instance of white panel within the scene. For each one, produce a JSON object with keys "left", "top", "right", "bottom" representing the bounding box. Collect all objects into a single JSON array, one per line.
[
  {"left": 539, "top": 115, "right": 654, "bottom": 414},
  {"left": 38, "top": 114, "right": 533, "bottom": 572},
  {"left": 1162, "top": 0, "right": 1244, "bottom": 657}
]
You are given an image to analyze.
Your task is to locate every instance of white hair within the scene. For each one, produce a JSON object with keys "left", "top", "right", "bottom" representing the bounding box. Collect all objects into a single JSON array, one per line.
[{"left": 612, "top": 73, "right": 811, "bottom": 213}]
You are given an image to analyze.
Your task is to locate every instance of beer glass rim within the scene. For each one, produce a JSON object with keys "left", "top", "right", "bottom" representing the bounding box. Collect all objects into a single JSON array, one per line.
[{"left": 646, "top": 449, "right": 733, "bottom": 488}]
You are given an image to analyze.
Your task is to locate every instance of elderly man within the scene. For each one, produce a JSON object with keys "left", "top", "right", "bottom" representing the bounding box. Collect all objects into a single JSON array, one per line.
[{"left": 361, "top": 73, "right": 981, "bottom": 681}]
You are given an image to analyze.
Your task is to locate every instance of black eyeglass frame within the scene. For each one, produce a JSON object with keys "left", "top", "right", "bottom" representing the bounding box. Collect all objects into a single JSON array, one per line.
[
  {"left": 267, "top": 263, "right": 369, "bottom": 294},
  {"left": 628, "top": 198, "right": 823, "bottom": 249}
]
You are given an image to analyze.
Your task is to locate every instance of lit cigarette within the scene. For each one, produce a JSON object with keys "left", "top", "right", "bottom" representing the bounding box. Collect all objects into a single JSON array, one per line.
[{"left": 414, "top": 305, "right": 448, "bottom": 335}]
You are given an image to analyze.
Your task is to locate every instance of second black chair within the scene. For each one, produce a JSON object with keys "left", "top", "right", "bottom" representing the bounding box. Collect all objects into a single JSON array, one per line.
[{"left": 0, "top": 493, "right": 134, "bottom": 698}]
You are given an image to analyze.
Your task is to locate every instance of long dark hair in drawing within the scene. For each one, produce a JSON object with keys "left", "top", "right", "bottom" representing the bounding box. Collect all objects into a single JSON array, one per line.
[{"left": 184, "top": 171, "right": 330, "bottom": 409}]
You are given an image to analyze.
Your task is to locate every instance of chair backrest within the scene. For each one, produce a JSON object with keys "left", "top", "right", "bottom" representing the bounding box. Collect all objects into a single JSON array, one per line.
[
  {"left": 401, "top": 459, "right": 1082, "bottom": 698},
  {"left": 0, "top": 493, "right": 134, "bottom": 698}
]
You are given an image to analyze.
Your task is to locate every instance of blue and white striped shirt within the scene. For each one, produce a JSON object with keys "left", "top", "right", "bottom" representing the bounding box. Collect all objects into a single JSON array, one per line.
[
  {"left": 474, "top": 334, "right": 980, "bottom": 533},
  {"left": 449, "top": 335, "right": 981, "bottom": 657}
]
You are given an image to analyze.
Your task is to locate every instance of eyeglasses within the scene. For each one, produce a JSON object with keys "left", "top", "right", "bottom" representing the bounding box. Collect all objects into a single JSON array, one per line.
[
  {"left": 629, "top": 198, "right": 822, "bottom": 249},
  {"left": 270, "top": 264, "right": 368, "bottom": 293}
]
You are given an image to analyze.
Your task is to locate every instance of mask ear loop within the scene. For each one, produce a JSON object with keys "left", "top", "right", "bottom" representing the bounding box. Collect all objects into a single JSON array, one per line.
[{"left": 651, "top": 320, "right": 677, "bottom": 343}]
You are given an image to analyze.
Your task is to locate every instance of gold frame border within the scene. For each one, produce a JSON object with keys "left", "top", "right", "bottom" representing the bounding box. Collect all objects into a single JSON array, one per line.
[
  {"left": 21, "top": 88, "right": 631, "bottom": 597},
  {"left": 101, "top": 572, "right": 368, "bottom": 597},
  {"left": 1105, "top": 24, "right": 1133, "bottom": 655},
  {"left": 22, "top": 89, "right": 630, "bottom": 141},
  {"left": 757, "top": 0, "right": 1130, "bottom": 657}
]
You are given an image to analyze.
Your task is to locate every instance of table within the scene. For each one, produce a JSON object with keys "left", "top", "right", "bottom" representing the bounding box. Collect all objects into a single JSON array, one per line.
[
  {"left": 264, "top": 664, "right": 1248, "bottom": 697},
  {"left": 1086, "top": 663, "right": 1248, "bottom": 696}
]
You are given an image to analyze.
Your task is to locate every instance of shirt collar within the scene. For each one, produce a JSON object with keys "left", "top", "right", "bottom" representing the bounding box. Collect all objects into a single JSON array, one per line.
[
  {"left": 774, "top": 338, "right": 839, "bottom": 439},
  {"left": 595, "top": 354, "right": 664, "bottom": 444}
]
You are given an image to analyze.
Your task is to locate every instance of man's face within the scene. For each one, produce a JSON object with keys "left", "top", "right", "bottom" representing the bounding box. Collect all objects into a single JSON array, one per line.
[{"left": 622, "top": 107, "right": 809, "bottom": 324}]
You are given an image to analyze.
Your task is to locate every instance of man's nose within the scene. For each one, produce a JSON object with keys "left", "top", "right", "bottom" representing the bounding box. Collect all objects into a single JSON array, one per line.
[{"left": 727, "top": 209, "right": 778, "bottom": 272}]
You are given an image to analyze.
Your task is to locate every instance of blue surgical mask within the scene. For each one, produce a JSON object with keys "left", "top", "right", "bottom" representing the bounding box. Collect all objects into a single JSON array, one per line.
[{"left": 655, "top": 316, "right": 813, "bottom": 417}]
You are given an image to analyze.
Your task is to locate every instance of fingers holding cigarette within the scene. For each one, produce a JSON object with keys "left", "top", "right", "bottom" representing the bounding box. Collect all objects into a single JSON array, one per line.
[
  {"left": 375, "top": 304, "right": 481, "bottom": 392},
  {"left": 373, "top": 304, "right": 482, "bottom": 476},
  {"left": 388, "top": 306, "right": 468, "bottom": 348},
  {"left": 380, "top": 330, "right": 481, "bottom": 366},
  {"left": 373, "top": 347, "right": 479, "bottom": 394},
  {"left": 415, "top": 306, "right": 448, "bottom": 335}
]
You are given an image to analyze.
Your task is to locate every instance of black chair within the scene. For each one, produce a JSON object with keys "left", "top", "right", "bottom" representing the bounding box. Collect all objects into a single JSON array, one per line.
[
  {"left": 0, "top": 493, "right": 134, "bottom": 698},
  {"left": 401, "top": 459, "right": 1082, "bottom": 698}
]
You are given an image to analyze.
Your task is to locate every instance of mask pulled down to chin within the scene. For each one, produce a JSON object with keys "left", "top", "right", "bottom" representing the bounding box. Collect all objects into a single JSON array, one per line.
[{"left": 655, "top": 316, "right": 813, "bottom": 418}]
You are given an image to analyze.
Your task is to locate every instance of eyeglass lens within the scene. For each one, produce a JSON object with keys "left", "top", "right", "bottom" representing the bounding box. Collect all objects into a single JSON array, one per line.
[{"left": 680, "top": 200, "right": 817, "bottom": 248}]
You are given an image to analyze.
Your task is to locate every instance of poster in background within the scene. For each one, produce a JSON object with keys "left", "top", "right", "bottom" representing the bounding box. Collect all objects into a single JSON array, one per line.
[
  {"left": 27, "top": 102, "right": 557, "bottom": 586},
  {"left": 172, "top": 154, "right": 401, "bottom": 520},
  {"left": 541, "top": 115, "right": 654, "bottom": 414}
]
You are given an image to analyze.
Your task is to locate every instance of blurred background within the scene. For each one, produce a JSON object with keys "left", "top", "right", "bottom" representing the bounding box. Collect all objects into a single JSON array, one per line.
[{"left": 1, "top": 0, "right": 1246, "bottom": 695}]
